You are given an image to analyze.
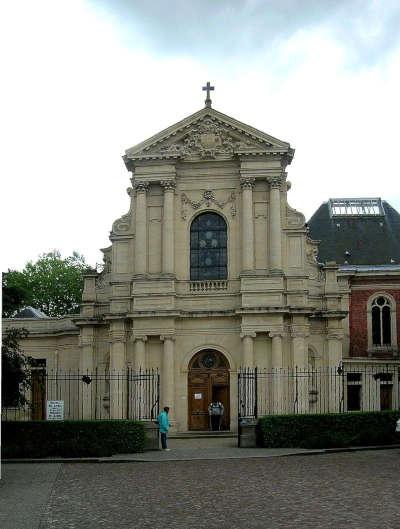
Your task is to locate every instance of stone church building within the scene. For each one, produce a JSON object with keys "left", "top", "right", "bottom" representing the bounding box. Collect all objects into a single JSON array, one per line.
[{"left": 4, "top": 88, "right": 349, "bottom": 431}]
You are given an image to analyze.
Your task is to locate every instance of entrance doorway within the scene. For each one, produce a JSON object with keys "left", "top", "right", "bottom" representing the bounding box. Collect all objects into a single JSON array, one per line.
[{"left": 188, "top": 349, "right": 230, "bottom": 431}]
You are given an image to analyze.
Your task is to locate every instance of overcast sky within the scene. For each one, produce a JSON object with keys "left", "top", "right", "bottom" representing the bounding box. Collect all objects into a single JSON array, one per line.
[{"left": 1, "top": 0, "right": 399, "bottom": 270}]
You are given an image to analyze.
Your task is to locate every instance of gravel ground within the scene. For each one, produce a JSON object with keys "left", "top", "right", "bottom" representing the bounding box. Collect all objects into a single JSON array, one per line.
[{"left": 37, "top": 449, "right": 400, "bottom": 529}]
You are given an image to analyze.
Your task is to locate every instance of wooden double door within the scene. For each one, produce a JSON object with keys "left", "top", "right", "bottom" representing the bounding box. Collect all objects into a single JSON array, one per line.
[{"left": 188, "top": 350, "right": 230, "bottom": 431}]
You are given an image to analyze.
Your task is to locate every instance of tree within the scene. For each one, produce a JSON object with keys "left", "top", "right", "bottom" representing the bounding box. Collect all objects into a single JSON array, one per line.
[
  {"left": 2, "top": 273, "right": 30, "bottom": 317},
  {"left": 3, "top": 250, "right": 93, "bottom": 317},
  {"left": 2, "top": 327, "right": 30, "bottom": 407}
]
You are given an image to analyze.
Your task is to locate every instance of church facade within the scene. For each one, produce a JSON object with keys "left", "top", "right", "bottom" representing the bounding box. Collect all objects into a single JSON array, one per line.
[{"left": 3, "top": 93, "right": 348, "bottom": 431}]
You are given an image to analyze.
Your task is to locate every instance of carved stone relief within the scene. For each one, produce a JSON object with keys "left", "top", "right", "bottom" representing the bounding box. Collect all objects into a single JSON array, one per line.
[
  {"left": 180, "top": 189, "right": 236, "bottom": 220},
  {"left": 146, "top": 117, "right": 269, "bottom": 160}
]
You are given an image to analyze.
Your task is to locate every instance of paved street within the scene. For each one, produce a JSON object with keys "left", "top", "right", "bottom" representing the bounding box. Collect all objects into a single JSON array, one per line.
[{"left": 2, "top": 448, "right": 400, "bottom": 529}]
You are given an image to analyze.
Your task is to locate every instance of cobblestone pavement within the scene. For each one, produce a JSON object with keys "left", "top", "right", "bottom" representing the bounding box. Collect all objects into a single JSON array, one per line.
[
  {"left": 0, "top": 463, "right": 61, "bottom": 529},
  {"left": 37, "top": 449, "right": 400, "bottom": 529}
]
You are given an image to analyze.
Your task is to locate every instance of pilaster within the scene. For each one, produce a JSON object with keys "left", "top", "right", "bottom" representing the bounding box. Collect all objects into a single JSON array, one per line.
[
  {"left": 290, "top": 322, "right": 310, "bottom": 414},
  {"left": 240, "top": 177, "right": 255, "bottom": 272},
  {"left": 160, "top": 180, "right": 176, "bottom": 276},
  {"left": 79, "top": 326, "right": 95, "bottom": 419},
  {"left": 134, "top": 181, "right": 150, "bottom": 276},
  {"left": 270, "top": 331, "right": 284, "bottom": 413},
  {"left": 109, "top": 321, "right": 126, "bottom": 419},
  {"left": 327, "top": 328, "right": 344, "bottom": 413},
  {"left": 268, "top": 176, "right": 283, "bottom": 273},
  {"left": 132, "top": 335, "right": 147, "bottom": 371},
  {"left": 240, "top": 331, "right": 256, "bottom": 367},
  {"left": 160, "top": 335, "right": 175, "bottom": 415}
]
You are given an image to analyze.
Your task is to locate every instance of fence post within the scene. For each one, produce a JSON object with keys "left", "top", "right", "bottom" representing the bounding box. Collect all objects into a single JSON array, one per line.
[{"left": 254, "top": 366, "right": 258, "bottom": 419}]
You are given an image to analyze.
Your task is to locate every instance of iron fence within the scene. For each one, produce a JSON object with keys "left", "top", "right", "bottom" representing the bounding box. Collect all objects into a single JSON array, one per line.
[
  {"left": 238, "top": 363, "right": 400, "bottom": 420},
  {"left": 2, "top": 368, "right": 160, "bottom": 422}
]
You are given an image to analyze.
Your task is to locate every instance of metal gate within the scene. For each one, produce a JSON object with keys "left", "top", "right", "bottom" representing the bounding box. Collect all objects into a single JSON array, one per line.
[
  {"left": 128, "top": 368, "right": 160, "bottom": 420},
  {"left": 238, "top": 367, "right": 258, "bottom": 421}
]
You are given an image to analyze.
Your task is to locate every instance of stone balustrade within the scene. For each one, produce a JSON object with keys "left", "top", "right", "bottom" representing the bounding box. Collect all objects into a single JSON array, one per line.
[{"left": 189, "top": 280, "right": 228, "bottom": 292}]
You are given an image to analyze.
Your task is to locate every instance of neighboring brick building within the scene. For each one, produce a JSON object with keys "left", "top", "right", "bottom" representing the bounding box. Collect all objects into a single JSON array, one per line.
[{"left": 308, "top": 198, "right": 400, "bottom": 410}]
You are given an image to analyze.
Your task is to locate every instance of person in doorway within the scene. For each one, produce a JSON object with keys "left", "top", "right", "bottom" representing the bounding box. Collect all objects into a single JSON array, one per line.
[
  {"left": 158, "top": 406, "right": 171, "bottom": 451},
  {"left": 208, "top": 400, "right": 224, "bottom": 431}
]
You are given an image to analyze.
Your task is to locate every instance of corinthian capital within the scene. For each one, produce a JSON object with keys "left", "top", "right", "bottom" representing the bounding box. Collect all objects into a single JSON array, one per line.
[
  {"left": 269, "top": 177, "right": 283, "bottom": 190},
  {"left": 134, "top": 181, "right": 150, "bottom": 193},
  {"left": 160, "top": 180, "right": 176, "bottom": 192},
  {"left": 240, "top": 177, "right": 255, "bottom": 190}
]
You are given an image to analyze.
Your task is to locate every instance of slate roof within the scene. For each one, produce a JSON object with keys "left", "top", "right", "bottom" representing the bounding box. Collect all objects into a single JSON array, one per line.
[
  {"left": 307, "top": 199, "right": 400, "bottom": 265},
  {"left": 14, "top": 306, "right": 49, "bottom": 319}
]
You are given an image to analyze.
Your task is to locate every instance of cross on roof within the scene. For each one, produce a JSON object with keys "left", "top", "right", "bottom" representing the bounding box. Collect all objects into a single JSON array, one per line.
[{"left": 202, "top": 82, "right": 214, "bottom": 108}]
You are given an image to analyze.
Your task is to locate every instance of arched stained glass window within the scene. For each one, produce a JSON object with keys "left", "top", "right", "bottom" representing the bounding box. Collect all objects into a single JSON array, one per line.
[
  {"left": 190, "top": 213, "right": 227, "bottom": 280},
  {"left": 372, "top": 296, "right": 391, "bottom": 346}
]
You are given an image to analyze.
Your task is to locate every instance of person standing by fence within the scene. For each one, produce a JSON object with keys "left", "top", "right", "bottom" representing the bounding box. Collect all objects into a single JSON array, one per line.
[{"left": 158, "top": 406, "right": 171, "bottom": 451}]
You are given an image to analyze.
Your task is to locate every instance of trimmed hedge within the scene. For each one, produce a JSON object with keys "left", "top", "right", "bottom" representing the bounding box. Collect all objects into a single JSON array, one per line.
[
  {"left": 258, "top": 411, "right": 400, "bottom": 449},
  {"left": 2, "top": 420, "right": 146, "bottom": 458}
]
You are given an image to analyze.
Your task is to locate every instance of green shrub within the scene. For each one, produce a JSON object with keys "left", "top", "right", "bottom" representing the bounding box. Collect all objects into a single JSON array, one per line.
[
  {"left": 258, "top": 411, "right": 400, "bottom": 449},
  {"left": 2, "top": 420, "right": 146, "bottom": 458}
]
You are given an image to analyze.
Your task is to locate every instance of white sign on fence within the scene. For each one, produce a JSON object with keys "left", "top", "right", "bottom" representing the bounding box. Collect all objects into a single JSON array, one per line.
[{"left": 46, "top": 400, "right": 64, "bottom": 421}]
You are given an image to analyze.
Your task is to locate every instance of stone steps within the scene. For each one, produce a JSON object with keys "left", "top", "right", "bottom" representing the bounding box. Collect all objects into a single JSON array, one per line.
[{"left": 169, "top": 431, "right": 236, "bottom": 439}]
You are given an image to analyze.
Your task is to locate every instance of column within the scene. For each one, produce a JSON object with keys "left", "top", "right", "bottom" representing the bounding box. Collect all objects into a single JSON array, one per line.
[
  {"left": 134, "top": 181, "right": 149, "bottom": 275},
  {"left": 133, "top": 335, "right": 147, "bottom": 371},
  {"left": 240, "top": 331, "right": 256, "bottom": 418},
  {"left": 327, "top": 330, "right": 343, "bottom": 412},
  {"left": 292, "top": 333, "right": 308, "bottom": 368},
  {"left": 240, "top": 177, "right": 255, "bottom": 272},
  {"left": 271, "top": 332, "right": 284, "bottom": 413},
  {"left": 269, "top": 177, "right": 283, "bottom": 273},
  {"left": 160, "top": 180, "right": 176, "bottom": 275},
  {"left": 240, "top": 332, "right": 256, "bottom": 367},
  {"left": 79, "top": 326, "right": 95, "bottom": 419},
  {"left": 161, "top": 335, "right": 175, "bottom": 411},
  {"left": 109, "top": 322, "right": 126, "bottom": 419},
  {"left": 291, "top": 331, "right": 309, "bottom": 414}
]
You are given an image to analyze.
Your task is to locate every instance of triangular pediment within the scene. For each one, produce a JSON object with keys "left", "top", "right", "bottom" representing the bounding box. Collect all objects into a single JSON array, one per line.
[{"left": 124, "top": 107, "right": 294, "bottom": 167}]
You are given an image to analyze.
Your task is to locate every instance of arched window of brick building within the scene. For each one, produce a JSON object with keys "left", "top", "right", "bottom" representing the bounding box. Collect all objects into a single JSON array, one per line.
[
  {"left": 190, "top": 213, "right": 227, "bottom": 280},
  {"left": 371, "top": 296, "right": 392, "bottom": 346}
]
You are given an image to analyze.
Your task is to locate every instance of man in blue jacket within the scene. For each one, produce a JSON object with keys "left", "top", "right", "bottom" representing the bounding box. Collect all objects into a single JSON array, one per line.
[{"left": 158, "top": 406, "right": 171, "bottom": 451}]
